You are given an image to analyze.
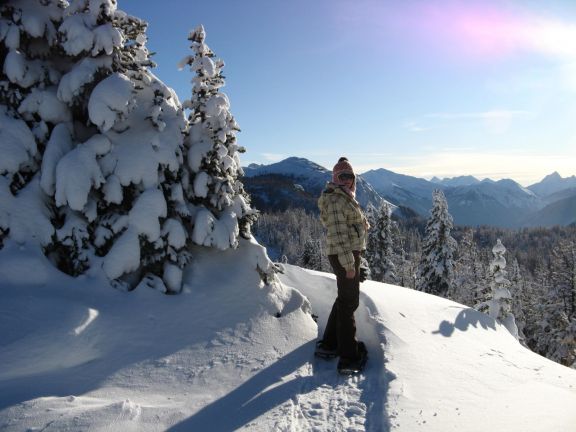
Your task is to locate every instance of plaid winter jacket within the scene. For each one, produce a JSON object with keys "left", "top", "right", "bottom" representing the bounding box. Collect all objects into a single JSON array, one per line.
[{"left": 318, "top": 183, "right": 368, "bottom": 272}]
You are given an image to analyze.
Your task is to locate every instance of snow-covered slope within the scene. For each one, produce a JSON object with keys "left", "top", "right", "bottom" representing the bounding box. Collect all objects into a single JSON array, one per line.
[
  {"left": 1, "top": 246, "right": 576, "bottom": 431},
  {"left": 522, "top": 193, "right": 576, "bottom": 227}
]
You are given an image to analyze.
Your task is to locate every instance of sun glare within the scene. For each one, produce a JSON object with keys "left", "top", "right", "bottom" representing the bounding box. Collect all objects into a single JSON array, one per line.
[{"left": 441, "top": 4, "right": 576, "bottom": 60}]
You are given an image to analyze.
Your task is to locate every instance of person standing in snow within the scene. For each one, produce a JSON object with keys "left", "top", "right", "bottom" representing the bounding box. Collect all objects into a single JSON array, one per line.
[{"left": 315, "top": 157, "right": 369, "bottom": 373}]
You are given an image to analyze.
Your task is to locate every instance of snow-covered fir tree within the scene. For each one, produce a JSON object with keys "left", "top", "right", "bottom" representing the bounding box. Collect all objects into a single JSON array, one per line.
[
  {"left": 1, "top": 0, "right": 206, "bottom": 293},
  {"left": 0, "top": 0, "right": 71, "bottom": 256},
  {"left": 364, "top": 202, "right": 377, "bottom": 230},
  {"left": 180, "top": 25, "right": 256, "bottom": 250},
  {"left": 537, "top": 293, "right": 576, "bottom": 367},
  {"left": 454, "top": 229, "right": 488, "bottom": 307},
  {"left": 0, "top": 0, "right": 67, "bottom": 252},
  {"left": 484, "top": 239, "right": 518, "bottom": 339},
  {"left": 508, "top": 257, "right": 527, "bottom": 344},
  {"left": 550, "top": 238, "right": 576, "bottom": 319},
  {"left": 56, "top": 0, "right": 195, "bottom": 292},
  {"left": 367, "top": 201, "right": 396, "bottom": 283},
  {"left": 536, "top": 239, "right": 576, "bottom": 366},
  {"left": 299, "top": 238, "right": 323, "bottom": 271},
  {"left": 416, "top": 189, "right": 457, "bottom": 297}
]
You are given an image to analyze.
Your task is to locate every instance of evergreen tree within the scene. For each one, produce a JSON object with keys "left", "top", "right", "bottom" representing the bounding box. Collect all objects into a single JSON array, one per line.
[
  {"left": 537, "top": 290, "right": 576, "bottom": 367},
  {"left": 486, "top": 239, "right": 518, "bottom": 339},
  {"left": 416, "top": 189, "right": 457, "bottom": 297},
  {"left": 524, "top": 261, "right": 551, "bottom": 351},
  {"left": 508, "top": 258, "right": 528, "bottom": 344},
  {"left": 367, "top": 201, "right": 396, "bottom": 283},
  {"left": 53, "top": 0, "right": 193, "bottom": 292},
  {"left": 452, "top": 229, "right": 485, "bottom": 307},
  {"left": 299, "top": 237, "right": 323, "bottom": 271},
  {"left": 1, "top": 0, "right": 200, "bottom": 292},
  {"left": 550, "top": 239, "right": 576, "bottom": 318},
  {"left": 0, "top": 0, "right": 66, "bottom": 250},
  {"left": 537, "top": 239, "right": 576, "bottom": 366},
  {"left": 180, "top": 25, "right": 256, "bottom": 250},
  {"left": 364, "top": 202, "right": 377, "bottom": 232}
]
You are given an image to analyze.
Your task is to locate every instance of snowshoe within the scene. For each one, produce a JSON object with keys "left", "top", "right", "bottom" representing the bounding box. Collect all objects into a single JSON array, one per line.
[
  {"left": 337, "top": 341, "right": 367, "bottom": 375},
  {"left": 314, "top": 340, "right": 338, "bottom": 359}
]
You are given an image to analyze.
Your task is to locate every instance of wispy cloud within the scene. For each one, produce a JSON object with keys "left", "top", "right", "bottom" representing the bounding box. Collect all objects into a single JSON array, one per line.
[
  {"left": 260, "top": 153, "right": 288, "bottom": 162},
  {"left": 402, "top": 121, "right": 432, "bottom": 133},
  {"left": 424, "top": 110, "right": 532, "bottom": 120},
  {"left": 404, "top": 109, "right": 533, "bottom": 134}
]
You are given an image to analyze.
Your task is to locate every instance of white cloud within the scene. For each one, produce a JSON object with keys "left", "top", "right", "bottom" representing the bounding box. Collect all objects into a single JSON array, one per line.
[
  {"left": 260, "top": 153, "right": 288, "bottom": 162},
  {"left": 404, "top": 110, "right": 533, "bottom": 135},
  {"left": 424, "top": 110, "right": 531, "bottom": 120}
]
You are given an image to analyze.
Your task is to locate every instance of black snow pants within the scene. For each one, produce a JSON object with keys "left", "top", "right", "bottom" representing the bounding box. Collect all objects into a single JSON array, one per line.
[{"left": 321, "top": 251, "right": 361, "bottom": 361}]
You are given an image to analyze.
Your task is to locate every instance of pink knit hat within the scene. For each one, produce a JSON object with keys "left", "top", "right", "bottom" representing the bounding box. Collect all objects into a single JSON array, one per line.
[{"left": 332, "top": 157, "right": 356, "bottom": 196}]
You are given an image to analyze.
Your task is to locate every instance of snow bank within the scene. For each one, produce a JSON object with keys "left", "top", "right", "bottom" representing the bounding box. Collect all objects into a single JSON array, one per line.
[
  {"left": 2, "top": 245, "right": 576, "bottom": 431},
  {"left": 0, "top": 239, "right": 311, "bottom": 431}
]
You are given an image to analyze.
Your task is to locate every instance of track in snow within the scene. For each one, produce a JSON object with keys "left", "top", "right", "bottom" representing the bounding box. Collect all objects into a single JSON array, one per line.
[{"left": 262, "top": 293, "right": 393, "bottom": 432}]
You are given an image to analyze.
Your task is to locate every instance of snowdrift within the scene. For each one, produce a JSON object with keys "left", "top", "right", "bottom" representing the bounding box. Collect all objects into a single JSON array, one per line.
[{"left": 1, "top": 245, "right": 575, "bottom": 431}]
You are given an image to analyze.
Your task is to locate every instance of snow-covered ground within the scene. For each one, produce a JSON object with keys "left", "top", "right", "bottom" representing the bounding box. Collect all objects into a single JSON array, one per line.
[{"left": 1, "top": 241, "right": 576, "bottom": 431}]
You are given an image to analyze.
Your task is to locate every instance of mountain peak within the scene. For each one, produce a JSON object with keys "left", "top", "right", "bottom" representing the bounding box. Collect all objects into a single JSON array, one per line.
[
  {"left": 542, "top": 171, "right": 562, "bottom": 182},
  {"left": 529, "top": 171, "right": 576, "bottom": 198}
]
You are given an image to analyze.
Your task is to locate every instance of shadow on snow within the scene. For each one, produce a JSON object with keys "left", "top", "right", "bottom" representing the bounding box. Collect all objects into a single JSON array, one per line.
[
  {"left": 432, "top": 307, "right": 497, "bottom": 337},
  {"left": 168, "top": 340, "right": 326, "bottom": 431}
]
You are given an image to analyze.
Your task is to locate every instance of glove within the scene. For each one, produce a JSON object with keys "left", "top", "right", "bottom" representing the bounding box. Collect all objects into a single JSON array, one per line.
[{"left": 358, "top": 257, "right": 371, "bottom": 282}]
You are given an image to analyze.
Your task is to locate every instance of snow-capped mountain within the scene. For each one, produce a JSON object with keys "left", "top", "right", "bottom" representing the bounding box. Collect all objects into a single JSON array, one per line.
[
  {"left": 361, "top": 169, "right": 541, "bottom": 221},
  {"left": 528, "top": 172, "right": 576, "bottom": 197},
  {"left": 361, "top": 168, "right": 551, "bottom": 227},
  {"left": 360, "top": 168, "right": 437, "bottom": 216},
  {"left": 2, "top": 242, "right": 576, "bottom": 431},
  {"left": 430, "top": 175, "right": 481, "bottom": 187},
  {"left": 243, "top": 157, "right": 389, "bottom": 212},
  {"left": 445, "top": 179, "right": 541, "bottom": 228}
]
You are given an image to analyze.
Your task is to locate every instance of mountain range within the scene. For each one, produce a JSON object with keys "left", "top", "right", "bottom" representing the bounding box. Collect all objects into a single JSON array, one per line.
[
  {"left": 243, "top": 157, "right": 389, "bottom": 212},
  {"left": 243, "top": 157, "right": 576, "bottom": 228}
]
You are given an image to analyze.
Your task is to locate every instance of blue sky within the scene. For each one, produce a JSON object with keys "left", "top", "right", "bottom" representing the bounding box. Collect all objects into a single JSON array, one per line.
[{"left": 122, "top": 0, "right": 576, "bottom": 185}]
